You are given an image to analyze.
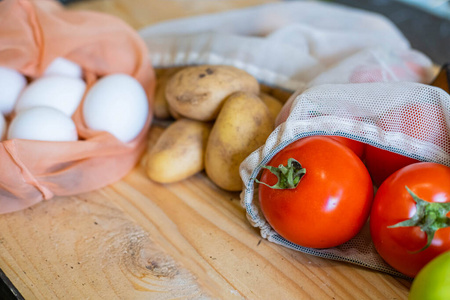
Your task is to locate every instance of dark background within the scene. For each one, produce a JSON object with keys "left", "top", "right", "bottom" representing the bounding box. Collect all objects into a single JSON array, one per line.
[{"left": 324, "top": 0, "right": 449, "bottom": 65}]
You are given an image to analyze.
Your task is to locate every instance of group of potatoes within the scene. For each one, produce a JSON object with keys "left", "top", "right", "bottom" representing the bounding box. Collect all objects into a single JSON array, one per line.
[{"left": 144, "top": 65, "right": 290, "bottom": 192}]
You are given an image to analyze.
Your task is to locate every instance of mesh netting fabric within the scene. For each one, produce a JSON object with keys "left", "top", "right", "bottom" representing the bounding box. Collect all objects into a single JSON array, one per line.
[
  {"left": 139, "top": 1, "right": 434, "bottom": 92},
  {"left": 240, "top": 82, "right": 449, "bottom": 279}
]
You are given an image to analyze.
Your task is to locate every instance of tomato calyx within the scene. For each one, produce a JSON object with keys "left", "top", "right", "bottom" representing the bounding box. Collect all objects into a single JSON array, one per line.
[
  {"left": 388, "top": 186, "right": 450, "bottom": 253},
  {"left": 256, "top": 158, "right": 306, "bottom": 189}
]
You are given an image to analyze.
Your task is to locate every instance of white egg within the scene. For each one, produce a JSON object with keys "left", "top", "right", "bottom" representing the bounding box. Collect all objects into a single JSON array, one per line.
[
  {"left": 43, "top": 57, "right": 83, "bottom": 78},
  {"left": 0, "top": 66, "right": 27, "bottom": 115},
  {"left": 82, "top": 73, "right": 148, "bottom": 143},
  {"left": 7, "top": 107, "right": 78, "bottom": 142},
  {"left": 0, "top": 113, "right": 6, "bottom": 141},
  {"left": 15, "top": 76, "right": 86, "bottom": 116}
]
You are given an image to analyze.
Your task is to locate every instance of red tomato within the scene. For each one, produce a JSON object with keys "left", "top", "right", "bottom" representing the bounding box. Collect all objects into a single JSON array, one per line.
[
  {"left": 328, "top": 136, "right": 365, "bottom": 160},
  {"left": 349, "top": 62, "right": 429, "bottom": 83},
  {"left": 257, "top": 136, "right": 373, "bottom": 248},
  {"left": 366, "top": 101, "right": 448, "bottom": 187},
  {"left": 370, "top": 162, "right": 450, "bottom": 278},
  {"left": 365, "top": 145, "right": 419, "bottom": 187},
  {"left": 393, "top": 103, "right": 448, "bottom": 145}
]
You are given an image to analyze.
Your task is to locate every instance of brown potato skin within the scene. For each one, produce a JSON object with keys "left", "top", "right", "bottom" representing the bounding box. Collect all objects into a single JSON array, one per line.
[
  {"left": 168, "top": 103, "right": 182, "bottom": 120},
  {"left": 205, "top": 92, "right": 274, "bottom": 191},
  {"left": 146, "top": 119, "right": 212, "bottom": 183},
  {"left": 153, "top": 75, "right": 171, "bottom": 119},
  {"left": 259, "top": 92, "right": 283, "bottom": 122},
  {"left": 165, "top": 65, "right": 259, "bottom": 121},
  {"left": 153, "top": 67, "right": 185, "bottom": 120},
  {"left": 260, "top": 84, "right": 292, "bottom": 104}
]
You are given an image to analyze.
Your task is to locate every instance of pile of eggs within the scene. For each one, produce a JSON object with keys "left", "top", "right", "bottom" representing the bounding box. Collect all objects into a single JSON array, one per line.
[{"left": 0, "top": 57, "right": 149, "bottom": 143}]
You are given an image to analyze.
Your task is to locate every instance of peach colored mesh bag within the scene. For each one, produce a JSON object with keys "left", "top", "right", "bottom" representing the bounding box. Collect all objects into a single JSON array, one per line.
[{"left": 0, "top": 0, "right": 155, "bottom": 214}]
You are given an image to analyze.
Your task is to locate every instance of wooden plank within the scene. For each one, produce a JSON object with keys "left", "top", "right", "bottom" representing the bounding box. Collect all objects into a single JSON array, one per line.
[
  {"left": 0, "top": 126, "right": 411, "bottom": 299},
  {"left": 66, "top": 0, "right": 278, "bottom": 30}
]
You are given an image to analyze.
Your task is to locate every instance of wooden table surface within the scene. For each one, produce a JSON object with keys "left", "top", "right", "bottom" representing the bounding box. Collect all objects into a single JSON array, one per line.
[{"left": 0, "top": 1, "right": 412, "bottom": 299}]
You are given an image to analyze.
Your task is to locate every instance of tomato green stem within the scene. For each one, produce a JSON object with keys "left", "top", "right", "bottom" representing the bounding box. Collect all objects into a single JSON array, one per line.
[
  {"left": 255, "top": 158, "right": 306, "bottom": 189},
  {"left": 388, "top": 186, "right": 450, "bottom": 253}
]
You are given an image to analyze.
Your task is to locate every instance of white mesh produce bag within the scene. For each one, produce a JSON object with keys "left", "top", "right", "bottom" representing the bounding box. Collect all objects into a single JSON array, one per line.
[
  {"left": 138, "top": 1, "right": 446, "bottom": 278},
  {"left": 139, "top": 1, "right": 434, "bottom": 92},
  {"left": 240, "top": 81, "right": 450, "bottom": 279}
]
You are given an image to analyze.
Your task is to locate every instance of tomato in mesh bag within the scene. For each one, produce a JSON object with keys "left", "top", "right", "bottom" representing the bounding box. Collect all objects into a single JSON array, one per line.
[
  {"left": 328, "top": 136, "right": 365, "bottom": 160},
  {"left": 370, "top": 162, "right": 450, "bottom": 278},
  {"left": 365, "top": 145, "right": 419, "bottom": 187},
  {"left": 257, "top": 136, "right": 373, "bottom": 248},
  {"left": 366, "top": 102, "right": 448, "bottom": 187}
]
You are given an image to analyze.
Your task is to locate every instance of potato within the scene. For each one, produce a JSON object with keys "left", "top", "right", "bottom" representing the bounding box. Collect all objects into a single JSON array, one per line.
[
  {"left": 165, "top": 65, "right": 259, "bottom": 121},
  {"left": 146, "top": 119, "right": 212, "bottom": 183},
  {"left": 168, "top": 103, "right": 182, "bottom": 120},
  {"left": 153, "top": 75, "right": 171, "bottom": 119},
  {"left": 205, "top": 91, "right": 274, "bottom": 191},
  {"left": 154, "top": 66, "right": 185, "bottom": 78},
  {"left": 153, "top": 67, "right": 185, "bottom": 119},
  {"left": 260, "top": 84, "right": 292, "bottom": 104},
  {"left": 259, "top": 92, "right": 283, "bottom": 122}
]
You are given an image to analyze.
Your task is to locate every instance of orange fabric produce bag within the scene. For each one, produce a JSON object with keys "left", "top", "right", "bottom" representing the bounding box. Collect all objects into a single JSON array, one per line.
[{"left": 0, "top": 0, "right": 155, "bottom": 214}]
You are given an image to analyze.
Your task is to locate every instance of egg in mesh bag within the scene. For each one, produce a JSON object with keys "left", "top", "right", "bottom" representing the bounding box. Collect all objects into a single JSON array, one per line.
[{"left": 240, "top": 81, "right": 449, "bottom": 279}]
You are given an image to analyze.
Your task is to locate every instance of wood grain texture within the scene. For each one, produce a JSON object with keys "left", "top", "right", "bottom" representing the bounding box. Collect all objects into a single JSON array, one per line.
[
  {"left": 0, "top": 1, "right": 413, "bottom": 299},
  {"left": 0, "top": 126, "right": 411, "bottom": 299},
  {"left": 66, "top": 0, "right": 278, "bottom": 30}
]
